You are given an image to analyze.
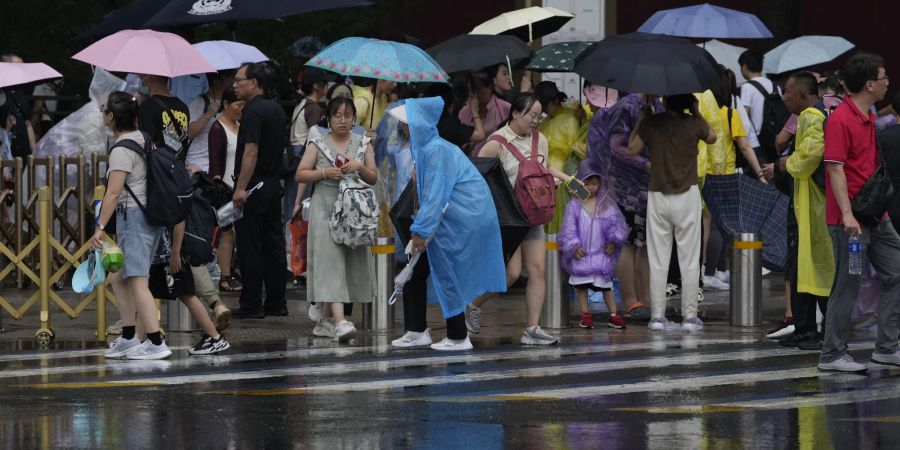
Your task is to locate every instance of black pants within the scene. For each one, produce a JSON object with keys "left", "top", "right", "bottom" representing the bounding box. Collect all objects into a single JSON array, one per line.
[
  {"left": 235, "top": 178, "right": 286, "bottom": 312},
  {"left": 787, "top": 215, "right": 828, "bottom": 335},
  {"left": 402, "top": 252, "right": 467, "bottom": 339}
]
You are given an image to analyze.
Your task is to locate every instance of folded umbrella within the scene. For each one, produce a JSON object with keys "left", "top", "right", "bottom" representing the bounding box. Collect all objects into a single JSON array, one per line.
[
  {"left": 73, "top": 29, "right": 215, "bottom": 77},
  {"left": 574, "top": 32, "right": 720, "bottom": 96},
  {"left": 702, "top": 174, "right": 789, "bottom": 270},
  {"left": 526, "top": 41, "right": 592, "bottom": 73},
  {"left": 0, "top": 62, "right": 62, "bottom": 89},
  {"left": 427, "top": 34, "right": 532, "bottom": 74},
  {"left": 763, "top": 36, "right": 854, "bottom": 75},
  {"left": 471, "top": 6, "right": 575, "bottom": 42},
  {"left": 638, "top": 3, "right": 772, "bottom": 39},
  {"left": 193, "top": 40, "right": 268, "bottom": 71}
]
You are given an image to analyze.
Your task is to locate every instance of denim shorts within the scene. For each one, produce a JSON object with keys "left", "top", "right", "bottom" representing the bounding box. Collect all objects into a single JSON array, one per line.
[{"left": 116, "top": 205, "right": 163, "bottom": 279}]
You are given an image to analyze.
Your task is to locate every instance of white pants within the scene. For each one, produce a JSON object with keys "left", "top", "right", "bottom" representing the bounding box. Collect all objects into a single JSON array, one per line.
[{"left": 647, "top": 186, "right": 702, "bottom": 319}]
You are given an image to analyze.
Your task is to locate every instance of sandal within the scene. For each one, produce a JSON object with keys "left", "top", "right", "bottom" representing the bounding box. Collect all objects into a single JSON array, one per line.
[
  {"left": 219, "top": 276, "right": 243, "bottom": 292},
  {"left": 623, "top": 302, "right": 651, "bottom": 321}
]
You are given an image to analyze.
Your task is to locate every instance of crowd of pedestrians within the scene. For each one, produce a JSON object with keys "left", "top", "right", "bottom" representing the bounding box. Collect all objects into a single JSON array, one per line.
[{"left": 3, "top": 43, "right": 899, "bottom": 375}]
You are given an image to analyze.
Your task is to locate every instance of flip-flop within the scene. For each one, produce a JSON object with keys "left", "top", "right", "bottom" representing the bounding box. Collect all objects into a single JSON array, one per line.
[{"left": 623, "top": 302, "right": 651, "bottom": 321}]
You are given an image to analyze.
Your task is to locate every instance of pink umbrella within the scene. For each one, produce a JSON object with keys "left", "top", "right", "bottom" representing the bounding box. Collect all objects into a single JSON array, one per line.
[
  {"left": 73, "top": 29, "right": 215, "bottom": 77},
  {"left": 0, "top": 62, "right": 62, "bottom": 88}
]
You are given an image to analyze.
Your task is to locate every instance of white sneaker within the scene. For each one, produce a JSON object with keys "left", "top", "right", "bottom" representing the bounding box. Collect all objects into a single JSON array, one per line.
[
  {"left": 648, "top": 317, "right": 682, "bottom": 332},
  {"left": 127, "top": 340, "right": 172, "bottom": 360},
  {"left": 762, "top": 267, "right": 771, "bottom": 276},
  {"left": 334, "top": 320, "right": 357, "bottom": 343},
  {"left": 313, "top": 318, "right": 336, "bottom": 338},
  {"left": 105, "top": 336, "right": 141, "bottom": 358},
  {"left": 308, "top": 303, "right": 322, "bottom": 323},
  {"left": 702, "top": 275, "right": 730, "bottom": 290},
  {"left": 521, "top": 326, "right": 558, "bottom": 345},
  {"left": 871, "top": 351, "right": 900, "bottom": 367},
  {"left": 465, "top": 304, "right": 481, "bottom": 334},
  {"left": 431, "top": 336, "right": 473, "bottom": 351},
  {"left": 681, "top": 316, "right": 704, "bottom": 333},
  {"left": 818, "top": 354, "right": 867, "bottom": 373},
  {"left": 392, "top": 329, "right": 433, "bottom": 348},
  {"left": 715, "top": 270, "right": 730, "bottom": 283}
]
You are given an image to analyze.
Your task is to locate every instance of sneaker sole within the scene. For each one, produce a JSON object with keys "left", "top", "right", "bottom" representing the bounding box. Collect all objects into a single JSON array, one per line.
[
  {"left": 580, "top": 324, "right": 593, "bottom": 329},
  {"left": 127, "top": 349, "right": 173, "bottom": 360},
  {"left": 817, "top": 365, "right": 867, "bottom": 373},
  {"left": 521, "top": 336, "right": 558, "bottom": 346},
  {"left": 871, "top": 357, "right": 900, "bottom": 367},
  {"left": 336, "top": 329, "right": 357, "bottom": 343},
  {"left": 607, "top": 323, "right": 624, "bottom": 329},
  {"left": 431, "top": 344, "right": 474, "bottom": 351},
  {"left": 214, "top": 310, "right": 231, "bottom": 332},
  {"left": 391, "top": 340, "right": 433, "bottom": 348},
  {"left": 104, "top": 347, "right": 140, "bottom": 358},
  {"left": 189, "top": 341, "right": 231, "bottom": 356}
]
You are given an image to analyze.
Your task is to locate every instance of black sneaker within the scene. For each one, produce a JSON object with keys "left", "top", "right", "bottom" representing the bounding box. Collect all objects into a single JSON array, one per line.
[
  {"left": 797, "top": 332, "right": 824, "bottom": 351},
  {"left": 264, "top": 305, "right": 289, "bottom": 316},
  {"left": 188, "top": 334, "right": 231, "bottom": 355},
  {"left": 232, "top": 308, "right": 265, "bottom": 319},
  {"left": 778, "top": 333, "right": 803, "bottom": 348}
]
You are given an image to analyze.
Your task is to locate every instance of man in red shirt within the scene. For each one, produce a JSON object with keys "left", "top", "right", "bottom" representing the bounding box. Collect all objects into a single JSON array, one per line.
[{"left": 819, "top": 52, "right": 900, "bottom": 373}]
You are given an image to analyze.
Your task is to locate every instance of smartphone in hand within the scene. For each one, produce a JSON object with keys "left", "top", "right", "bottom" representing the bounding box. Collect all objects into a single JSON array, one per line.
[
  {"left": 335, "top": 154, "right": 349, "bottom": 168},
  {"left": 566, "top": 178, "right": 591, "bottom": 201}
]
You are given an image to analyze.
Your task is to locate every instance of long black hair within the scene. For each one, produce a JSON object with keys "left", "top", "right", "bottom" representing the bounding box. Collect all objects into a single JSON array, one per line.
[
  {"left": 105, "top": 91, "right": 139, "bottom": 133},
  {"left": 219, "top": 86, "right": 239, "bottom": 113},
  {"left": 505, "top": 92, "right": 540, "bottom": 126},
  {"left": 327, "top": 96, "right": 356, "bottom": 123}
]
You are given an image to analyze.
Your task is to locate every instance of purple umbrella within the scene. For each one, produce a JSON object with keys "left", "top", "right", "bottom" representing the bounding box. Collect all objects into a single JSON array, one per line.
[{"left": 638, "top": 3, "right": 772, "bottom": 39}]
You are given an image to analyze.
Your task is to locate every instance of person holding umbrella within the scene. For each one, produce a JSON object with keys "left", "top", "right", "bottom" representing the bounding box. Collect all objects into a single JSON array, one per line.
[
  {"left": 388, "top": 97, "right": 506, "bottom": 350},
  {"left": 627, "top": 93, "right": 716, "bottom": 332}
]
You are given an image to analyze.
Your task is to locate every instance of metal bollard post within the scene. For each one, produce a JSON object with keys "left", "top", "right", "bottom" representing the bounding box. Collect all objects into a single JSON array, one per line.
[
  {"left": 35, "top": 187, "right": 54, "bottom": 345},
  {"left": 363, "top": 237, "right": 395, "bottom": 330},
  {"left": 730, "top": 233, "right": 763, "bottom": 326},
  {"left": 166, "top": 300, "right": 197, "bottom": 332},
  {"left": 541, "top": 233, "right": 568, "bottom": 329}
]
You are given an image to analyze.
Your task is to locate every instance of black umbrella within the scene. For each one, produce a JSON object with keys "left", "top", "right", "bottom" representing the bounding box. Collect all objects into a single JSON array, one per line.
[
  {"left": 390, "top": 158, "right": 530, "bottom": 264},
  {"left": 573, "top": 32, "right": 720, "bottom": 96},
  {"left": 76, "top": 0, "right": 373, "bottom": 40},
  {"left": 426, "top": 34, "right": 531, "bottom": 74}
]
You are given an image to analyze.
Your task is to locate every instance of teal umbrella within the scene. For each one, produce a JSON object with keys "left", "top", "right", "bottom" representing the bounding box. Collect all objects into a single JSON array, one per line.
[
  {"left": 763, "top": 35, "right": 854, "bottom": 75},
  {"left": 306, "top": 37, "right": 448, "bottom": 83},
  {"left": 526, "top": 41, "right": 592, "bottom": 73}
]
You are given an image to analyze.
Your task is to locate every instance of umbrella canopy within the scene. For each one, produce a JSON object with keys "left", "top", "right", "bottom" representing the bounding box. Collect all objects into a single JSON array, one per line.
[
  {"left": 526, "top": 41, "right": 592, "bottom": 73},
  {"left": 469, "top": 157, "right": 531, "bottom": 263},
  {"left": 702, "top": 174, "right": 789, "bottom": 270},
  {"left": 77, "top": 0, "right": 373, "bottom": 39},
  {"left": 574, "top": 32, "right": 720, "bottom": 96},
  {"left": 763, "top": 35, "right": 854, "bottom": 75},
  {"left": 699, "top": 39, "right": 748, "bottom": 83},
  {"left": 0, "top": 62, "right": 62, "bottom": 89},
  {"left": 427, "top": 34, "right": 532, "bottom": 74},
  {"left": 471, "top": 6, "right": 575, "bottom": 42},
  {"left": 638, "top": 3, "right": 772, "bottom": 39},
  {"left": 306, "top": 37, "right": 447, "bottom": 83},
  {"left": 193, "top": 40, "right": 268, "bottom": 71},
  {"left": 73, "top": 29, "right": 215, "bottom": 77}
]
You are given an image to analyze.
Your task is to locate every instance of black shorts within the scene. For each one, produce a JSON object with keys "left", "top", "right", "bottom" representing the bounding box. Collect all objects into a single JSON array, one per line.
[
  {"left": 149, "top": 263, "right": 195, "bottom": 300},
  {"left": 621, "top": 209, "right": 647, "bottom": 247},
  {"left": 571, "top": 283, "right": 612, "bottom": 292}
]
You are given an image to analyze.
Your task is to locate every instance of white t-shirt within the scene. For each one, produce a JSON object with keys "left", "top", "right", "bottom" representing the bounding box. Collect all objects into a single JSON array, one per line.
[
  {"left": 289, "top": 98, "right": 310, "bottom": 146},
  {"left": 730, "top": 95, "right": 759, "bottom": 149},
  {"left": 32, "top": 83, "right": 58, "bottom": 122},
  {"left": 108, "top": 130, "right": 148, "bottom": 208},
  {"left": 740, "top": 76, "right": 775, "bottom": 143},
  {"left": 186, "top": 95, "right": 214, "bottom": 171}
]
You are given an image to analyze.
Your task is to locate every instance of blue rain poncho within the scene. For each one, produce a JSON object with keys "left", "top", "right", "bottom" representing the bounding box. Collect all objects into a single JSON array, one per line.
[{"left": 405, "top": 96, "right": 507, "bottom": 318}]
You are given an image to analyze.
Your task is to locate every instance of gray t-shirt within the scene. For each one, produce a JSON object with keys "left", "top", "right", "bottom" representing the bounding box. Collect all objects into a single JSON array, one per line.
[{"left": 108, "top": 130, "right": 148, "bottom": 207}]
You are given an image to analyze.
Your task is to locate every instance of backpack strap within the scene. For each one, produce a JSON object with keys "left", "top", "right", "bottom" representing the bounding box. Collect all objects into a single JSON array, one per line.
[
  {"left": 747, "top": 80, "right": 770, "bottom": 97},
  {"left": 110, "top": 133, "right": 153, "bottom": 212},
  {"left": 488, "top": 134, "right": 528, "bottom": 163},
  {"left": 530, "top": 130, "right": 540, "bottom": 157}
]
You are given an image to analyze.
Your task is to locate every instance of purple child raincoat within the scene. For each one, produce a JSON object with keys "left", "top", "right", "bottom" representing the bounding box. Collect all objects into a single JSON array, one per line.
[{"left": 559, "top": 166, "right": 630, "bottom": 281}]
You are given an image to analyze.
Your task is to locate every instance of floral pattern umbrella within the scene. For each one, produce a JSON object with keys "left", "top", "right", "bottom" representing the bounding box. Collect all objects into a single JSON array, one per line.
[
  {"left": 306, "top": 37, "right": 448, "bottom": 84},
  {"left": 526, "top": 41, "right": 592, "bottom": 73}
]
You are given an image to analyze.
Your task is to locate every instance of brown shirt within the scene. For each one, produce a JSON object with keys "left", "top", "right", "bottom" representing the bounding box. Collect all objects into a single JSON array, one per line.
[{"left": 636, "top": 112, "right": 708, "bottom": 194}]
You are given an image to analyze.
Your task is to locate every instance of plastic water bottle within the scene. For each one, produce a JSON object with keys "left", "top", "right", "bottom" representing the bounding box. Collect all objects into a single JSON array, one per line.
[
  {"left": 216, "top": 202, "right": 243, "bottom": 227},
  {"left": 848, "top": 235, "right": 862, "bottom": 275}
]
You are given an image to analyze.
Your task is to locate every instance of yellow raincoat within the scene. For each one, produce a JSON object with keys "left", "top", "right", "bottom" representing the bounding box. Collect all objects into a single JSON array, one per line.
[
  {"left": 695, "top": 90, "right": 746, "bottom": 176},
  {"left": 352, "top": 85, "right": 388, "bottom": 130},
  {"left": 786, "top": 107, "right": 834, "bottom": 296},
  {"left": 541, "top": 104, "right": 583, "bottom": 233}
]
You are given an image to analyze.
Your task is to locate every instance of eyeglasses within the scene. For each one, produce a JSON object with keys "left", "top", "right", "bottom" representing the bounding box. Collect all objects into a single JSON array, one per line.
[
  {"left": 873, "top": 75, "right": 890, "bottom": 82},
  {"left": 331, "top": 114, "right": 355, "bottom": 123},
  {"left": 524, "top": 112, "right": 547, "bottom": 123}
]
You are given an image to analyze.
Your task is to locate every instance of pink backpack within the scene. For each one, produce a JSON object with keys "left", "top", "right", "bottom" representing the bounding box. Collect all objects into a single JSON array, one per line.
[{"left": 489, "top": 131, "right": 557, "bottom": 225}]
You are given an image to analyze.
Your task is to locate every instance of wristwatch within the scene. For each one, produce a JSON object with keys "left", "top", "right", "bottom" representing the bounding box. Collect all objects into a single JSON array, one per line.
[{"left": 97, "top": 222, "right": 106, "bottom": 232}]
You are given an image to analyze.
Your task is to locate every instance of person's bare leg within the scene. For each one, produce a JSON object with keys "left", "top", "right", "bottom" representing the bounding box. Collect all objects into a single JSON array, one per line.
[
  {"left": 472, "top": 246, "right": 523, "bottom": 308},
  {"left": 635, "top": 245, "right": 652, "bottom": 304},
  {"left": 616, "top": 244, "right": 638, "bottom": 309},
  {"left": 180, "top": 295, "right": 219, "bottom": 337},
  {"left": 330, "top": 302, "right": 345, "bottom": 323},
  {"left": 702, "top": 212, "right": 711, "bottom": 269},
  {"left": 784, "top": 279, "right": 793, "bottom": 319},
  {"left": 109, "top": 271, "right": 135, "bottom": 327},
  {"left": 129, "top": 277, "right": 160, "bottom": 334},
  {"left": 603, "top": 290, "right": 618, "bottom": 316},
  {"left": 218, "top": 229, "right": 235, "bottom": 277},
  {"left": 577, "top": 288, "right": 589, "bottom": 314},
  {"left": 522, "top": 239, "right": 546, "bottom": 327}
]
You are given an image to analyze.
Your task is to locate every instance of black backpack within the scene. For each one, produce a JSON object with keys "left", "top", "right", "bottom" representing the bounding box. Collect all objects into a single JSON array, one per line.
[
  {"left": 747, "top": 80, "right": 791, "bottom": 165},
  {"left": 115, "top": 131, "right": 194, "bottom": 227},
  {"left": 181, "top": 187, "right": 217, "bottom": 265}
]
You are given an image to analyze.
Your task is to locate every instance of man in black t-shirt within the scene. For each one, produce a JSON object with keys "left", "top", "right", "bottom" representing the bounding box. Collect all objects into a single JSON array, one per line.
[
  {"left": 137, "top": 74, "right": 190, "bottom": 161},
  {"left": 230, "top": 62, "right": 287, "bottom": 318}
]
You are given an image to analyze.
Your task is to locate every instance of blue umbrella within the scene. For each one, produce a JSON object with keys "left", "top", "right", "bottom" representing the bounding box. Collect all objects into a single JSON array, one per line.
[
  {"left": 702, "top": 174, "right": 789, "bottom": 271},
  {"left": 306, "top": 37, "right": 448, "bottom": 84},
  {"left": 638, "top": 3, "right": 772, "bottom": 39}
]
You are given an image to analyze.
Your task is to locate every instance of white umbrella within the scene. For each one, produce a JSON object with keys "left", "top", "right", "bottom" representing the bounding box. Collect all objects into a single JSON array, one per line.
[
  {"left": 471, "top": 6, "right": 574, "bottom": 42},
  {"left": 764, "top": 35, "right": 854, "bottom": 75},
  {"left": 193, "top": 40, "right": 269, "bottom": 71},
  {"left": 698, "top": 39, "right": 747, "bottom": 84}
]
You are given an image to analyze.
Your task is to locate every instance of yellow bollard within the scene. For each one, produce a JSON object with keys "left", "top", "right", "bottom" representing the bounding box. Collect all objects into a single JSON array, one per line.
[
  {"left": 35, "top": 186, "right": 54, "bottom": 346},
  {"left": 93, "top": 186, "right": 107, "bottom": 341}
]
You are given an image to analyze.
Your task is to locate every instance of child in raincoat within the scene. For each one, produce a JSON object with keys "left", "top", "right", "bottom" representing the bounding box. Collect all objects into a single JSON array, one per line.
[{"left": 559, "top": 162, "right": 630, "bottom": 329}]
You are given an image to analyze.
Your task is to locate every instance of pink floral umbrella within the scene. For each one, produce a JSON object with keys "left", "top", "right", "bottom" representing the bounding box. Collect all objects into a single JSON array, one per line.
[{"left": 73, "top": 29, "right": 215, "bottom": 77}]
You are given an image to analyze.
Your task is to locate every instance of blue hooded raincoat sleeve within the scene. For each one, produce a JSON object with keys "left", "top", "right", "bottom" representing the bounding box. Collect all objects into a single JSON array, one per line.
[{"left": 405, "top": 97, "right": 507, "bottom": 319}]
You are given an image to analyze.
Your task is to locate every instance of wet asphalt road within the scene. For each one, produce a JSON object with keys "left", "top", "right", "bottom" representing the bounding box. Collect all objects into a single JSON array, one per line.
[{"left": 2, "top": 318, "right": 899, "bottom": 449}]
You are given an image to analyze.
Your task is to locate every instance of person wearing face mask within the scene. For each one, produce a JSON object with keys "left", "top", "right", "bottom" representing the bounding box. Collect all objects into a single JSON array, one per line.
[{"left": 467, "top": 92, "right": 571, "bottom": 345}]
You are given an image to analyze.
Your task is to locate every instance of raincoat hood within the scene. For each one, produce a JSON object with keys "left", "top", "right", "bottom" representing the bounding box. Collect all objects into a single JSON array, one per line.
[{"left": 404, "top": 96, "right": 445, "bottom": 153}]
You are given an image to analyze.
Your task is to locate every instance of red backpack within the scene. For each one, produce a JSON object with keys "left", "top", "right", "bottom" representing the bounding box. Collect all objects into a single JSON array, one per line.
[{"left": 489, "top": 131, "right": 557, "bottom": 225}]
